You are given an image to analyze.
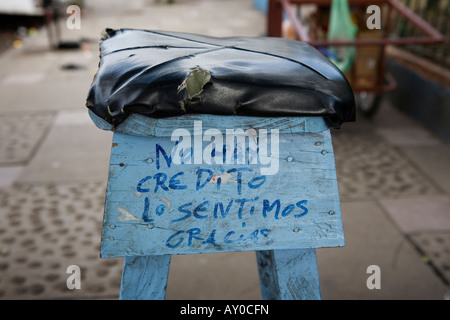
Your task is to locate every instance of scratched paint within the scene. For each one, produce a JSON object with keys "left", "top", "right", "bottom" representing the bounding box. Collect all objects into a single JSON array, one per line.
[
  {"left": 100, "top": 119, "right": 344, "bottom": 258},
  {"left": 117, "top": 207, "right": 142, "bottom": 222},
  {"left": 210, "top": 172, "right": 234, "bottom": 185}
]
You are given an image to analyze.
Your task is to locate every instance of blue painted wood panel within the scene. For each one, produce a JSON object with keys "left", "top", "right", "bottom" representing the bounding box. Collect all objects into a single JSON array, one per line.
[
  {"left": 119, "top": 255, "right": 171, "bottom": 300},
  {"left": 89, "top": 110, "right": 330, "bottom": 136},
  {"left": 99, "top": 116, "right": 344, "bottom": 258},
  {"left": 257, "top": 249, "right": 321, "bottom": 300}
]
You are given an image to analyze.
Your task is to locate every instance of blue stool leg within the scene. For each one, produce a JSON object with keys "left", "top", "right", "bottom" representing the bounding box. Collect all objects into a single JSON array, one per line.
[
  {"left": 256, "top": 248, "right": 321, "bottom": 300},
  {"left": 119, "top": 255, "right": 171, "bottom": 300}
]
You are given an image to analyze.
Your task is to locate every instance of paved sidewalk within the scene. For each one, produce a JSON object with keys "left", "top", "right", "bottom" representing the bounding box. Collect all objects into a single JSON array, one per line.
[{"left": 0, "top": 0, "right": 449, "bottom": 300}]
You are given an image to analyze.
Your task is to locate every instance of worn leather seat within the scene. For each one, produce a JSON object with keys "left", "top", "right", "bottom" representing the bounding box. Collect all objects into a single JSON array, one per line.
[{"left": 86, "top": 28, "right": 355, "bottom": 128}]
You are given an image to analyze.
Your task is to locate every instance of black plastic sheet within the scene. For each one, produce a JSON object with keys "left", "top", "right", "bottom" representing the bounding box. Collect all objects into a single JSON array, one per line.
[{"left": 86, "top": 29, "right": 355, "bottom": 128}]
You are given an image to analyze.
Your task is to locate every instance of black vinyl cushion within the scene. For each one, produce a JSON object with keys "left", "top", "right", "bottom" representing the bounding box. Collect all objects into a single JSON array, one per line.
[{"left": 86, "top": 28, "right": 355, "bottom": 128}]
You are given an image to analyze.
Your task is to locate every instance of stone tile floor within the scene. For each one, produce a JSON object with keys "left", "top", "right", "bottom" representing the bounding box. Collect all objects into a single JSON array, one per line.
[{"left": 0, "top": 182, "right": 123, "bottom": 299}]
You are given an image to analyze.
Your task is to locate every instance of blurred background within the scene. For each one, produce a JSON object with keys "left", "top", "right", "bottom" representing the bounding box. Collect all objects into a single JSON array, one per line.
[{"left": 0, "top": 0, "right": 448, "bottom": 300}]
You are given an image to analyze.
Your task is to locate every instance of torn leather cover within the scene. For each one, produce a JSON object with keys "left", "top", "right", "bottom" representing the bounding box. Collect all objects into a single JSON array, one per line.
[{"left": 86, "top": 29, "right": 355, "bottom": 128}]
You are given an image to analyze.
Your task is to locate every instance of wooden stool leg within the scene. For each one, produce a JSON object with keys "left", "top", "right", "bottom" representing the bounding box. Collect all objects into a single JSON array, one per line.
[
  {"left": 256, "top": 248, "right": 321, "bottom": 300},
  {"left": 119, "top": 255, "right": 171, "bottom": 300}
]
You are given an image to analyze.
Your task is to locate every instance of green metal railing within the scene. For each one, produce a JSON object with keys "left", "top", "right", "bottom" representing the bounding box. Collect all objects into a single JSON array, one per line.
[{"left": 391, "top": 0, "right": 449, "bottom": 68}]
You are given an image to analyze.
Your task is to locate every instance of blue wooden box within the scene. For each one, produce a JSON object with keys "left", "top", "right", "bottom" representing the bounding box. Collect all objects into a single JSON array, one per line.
[{"left": 90, "top": 111, "right": 344, "bottom": 259}]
